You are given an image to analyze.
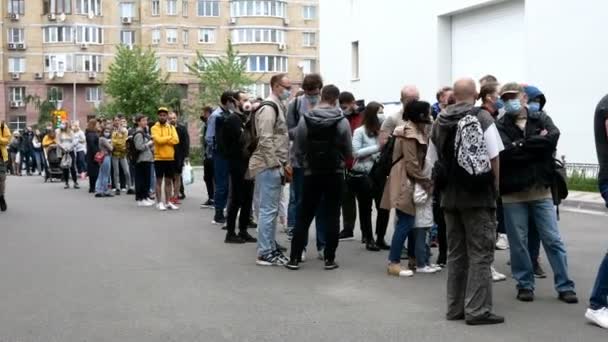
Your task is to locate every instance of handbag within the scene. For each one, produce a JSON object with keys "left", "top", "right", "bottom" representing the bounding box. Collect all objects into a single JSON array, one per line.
[
  {"left": 94, "top": 151, "right": 105, "bottom": 164},
  {"left": 60, "top": 153, "right": 72, "bottom": 169},
  {"left": 551, "top": 158, "right": 568, "bottom": 206}
]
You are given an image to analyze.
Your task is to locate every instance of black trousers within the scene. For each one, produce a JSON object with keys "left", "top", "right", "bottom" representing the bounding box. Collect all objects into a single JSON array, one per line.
[
  {"left": 203, "top": 157, "right": 215, "bottom": 200},
  {"left": 87, "top": 158, "right": 99, "bottom": 192},
  {"left": 433, "top": 198, "right": 447, "bottom": 265},
  {"left": 350, "top": 175, "right": 389, "bottom": 242},
  {"left": 226, "top": 159, "right": 253, "bottom": 234},
  {"left": 63, "top": 151, "right": 78, "bottom": 184},
  {"left": 373, "top": 184, "right": 389, "bottom": 241},
  {"left": 290, "top": 173, "right": 343, "bottom": 262},
  {"left": 135, "top": 161, "right": 152, "bottom": 201}
]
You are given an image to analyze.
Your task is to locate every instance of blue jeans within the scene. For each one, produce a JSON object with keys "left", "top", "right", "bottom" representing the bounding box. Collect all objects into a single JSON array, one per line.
[
  {"left": 388, "top": 210, "right": 416, "bottom": 263},
  {"left": 600, "top": 182, "right": 608, "bottom": 208},
  {"left": 256, "top": 168, "right": 282, "bottom": 256},
  {"left": 528, "top": 219, "right": 541, "bottom": 263},
  {"left": 503, "top": 199, "right": 575, "bottom": 293},
  {"left": 213, "top": 154, "right": 229, "bottom": 211},
  {"left": 288, "top": 167, "right": 326, "bottom": 251},
  {"left": 95, "top": 155, "right": 112, "bottom": 194},
  {"left": 33, "top": 150, "right": 43, "bottom": 174},
  {"left": 590, "top": 251, "right": 608, "bottom": 310},
  {"left": 414, "top": 228, "right": 431, "bottom": 268}
]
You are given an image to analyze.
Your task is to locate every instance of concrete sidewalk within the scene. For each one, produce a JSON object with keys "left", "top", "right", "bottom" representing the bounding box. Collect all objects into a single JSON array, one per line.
[{"left": 562, "top": 191, "right": 606, "bottom": 213}]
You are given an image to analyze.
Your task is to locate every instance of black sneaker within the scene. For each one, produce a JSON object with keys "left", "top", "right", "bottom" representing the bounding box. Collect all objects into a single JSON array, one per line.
[
  {"left": 558, "top": 291, "right": 579, "bottom": 304},
  {"left": 275, "top": 241, "right": 287, "bottom": 252},
  {"left": 238, "top": 232, "right": 257, "bottom": 243},
  {"left": 127, "top": 189, "right": 135, "bottom": 195},
  {"left": 365, "top": 241, "right": 381, "bottom": 252},
  {"left": 225, "top": 233, "right": 246, "bottom": 244},
  {"left": 338, "top": 230, "right": 355, "bottom": 241},
  {"left": 0, "top": 195, "right": 7, "bottom": 212},
  {"left": 533, "top": 263, "right": 547, "bottom": 278},
  {"left": 95, "top": 193, "right": 103, "bottom": 198},
  {"left": 103, "top": 193, "right": 114, "bottom": 197},
  {"left": 466, "top": 313, "right": 505, "bottom": 326},
  {"left": 248, "top": 220, "right": 258, "bottom": 229},
  {"left": 212, "top": 213, "right": 226, "bottom": 225},
  {"left": 376, "top": 239, "right": 390, "bottom": 250},
  {"left": 114, "top": 189, "right": 121, "bottom": 195},
  {"left": 64, "top": 183, "right": 70, "bottom": 189},
  {"left": 73, "top": 183, "right": 80, "bottom": 189},
  {"left": 285, "top": 259, "right": 300, "bottom": 270},
  {"left": 324, "top": 260, "right": 339, "bottom": 270},
  {"left": 200, "top": 199, "right": 214, "bottom": 209},
  {"left": 178, "top": 193, "right": 186, "bottom": 200},
  {"left": 221, "top": 225, "right": 227, "bottom": 230},
  {"left": 256, "top": 251, "right": 287, "bottom": 266},
  {"left": 517, "top": 289, "right": 535, "bottom": 302}
]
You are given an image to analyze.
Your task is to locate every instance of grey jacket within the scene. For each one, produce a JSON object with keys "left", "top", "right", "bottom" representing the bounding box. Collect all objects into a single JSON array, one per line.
[
  {"left": 287, "top": 95, "right": 314, "bottom": 168},
  {"left": 99, "top": 136, "right": 113, "bottom": 155},
  {"left": 133, "top": 128, "right": 154, "bottom": 163},
  {"left": 293, "top": 105, "right": 353, "bottom": 175}
]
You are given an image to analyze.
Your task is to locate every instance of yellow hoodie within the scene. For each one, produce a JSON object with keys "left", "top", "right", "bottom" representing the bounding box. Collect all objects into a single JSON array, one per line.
[
  {"left": 151, "top": 122, "right": 179, "bottom": 161},
  {"left": 0, "top": 122, "right": 11, "bottom": 161}
]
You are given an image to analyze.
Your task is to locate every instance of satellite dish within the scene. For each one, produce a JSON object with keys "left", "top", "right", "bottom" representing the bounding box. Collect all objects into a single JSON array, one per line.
[
  {"left": 88, "top": 10, "right": 94, "bottom": 19},
  {"left": 59, "top": 13, "right": 66, "bottom": 22}
]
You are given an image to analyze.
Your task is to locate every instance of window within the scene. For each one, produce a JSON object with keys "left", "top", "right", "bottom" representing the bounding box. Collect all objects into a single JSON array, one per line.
[
  {"left": 120, "top": 30, "right": 134, "bottom": 46},
  {"left": 166, "top": 29, "right": 178, "bottom": 44},
  {"left": 75, "top": 54, "right": 102, "bottom": 72},
  {"left": 9, "top": 87, "right": 26, "bottom": 102},
  {"left": 86, "top": 87, "right": 102, "bottom": 102},
  {"left": 182, "top": 0, "right": 188, "bottom": 16},
  {"left": 167, "top": 57, "right": 178, "bottom": 72},
  {"left": 167, "top": 0, "right": 177, "bottom": 15},
  {"left": 8, "top": 28, "right": 24, "bottom": 44},
  {"left": 75, "top": 0, "right": 101, "bottom": 16},
  {"left": 8, "top": 57, "right": 26, "bottom": 73},
  {"left": 231, "top": 28, "right": 284, "bottom": 44},
  {"left": 244, "top": 56, "right": 288, "bottom": 73},
  {"left": 351, "top": 41, "right": 359, "bottom": 79},
  {"left": 198, "top": 28, "right": 215, "bottom": 43},
  {"left": 8, "top": 0, "right": 25, "bottom": 14},
  {"left": 197, "top": 0, "right": 219, "bottom": 17},
  {"left": 44, "top": 54, "right": 73, "bottom": 72},
  {"left": 151, "top": 0, "right": 160, "bottom": 15},
  {"left": 120, "top": 2, "right": 134, "bottom": 17},
  {"left": 183, "top": 57, "right": 190, "bottom": 72},
  {"left": 152, "top": 29, "right": 160, "bottom": 44},
  {"left": 302, "top": 5, "right": 316, "bottom": 20},
  {"left": 182, "top": 29, "right": 189, "bottom": 45},
  {"left": 230, "top": 1, "right": 286, "bottom": 18},
  {"left": 247, "top": 83, "right": 270, "bottom": 98},
  {"left": 75, "top": 26, "right": 103, "bottom": 44},
  {"left": 300, "top": 59, "right": 317, "bottom": 74},
  {"left": 48, "top": 87, "right": 64, "bottom": 106},
  {"left": 43, "top": 26, "right": 74, "bottom": 43},
  {"left": 302, "top": 32, "right": 316, "bottom": 47},
  {"left": 56, "top": 0, "right": 73, "bottom": 14},
  {"left": 8, "top": 115, "right": 27, "bottom": 131}
]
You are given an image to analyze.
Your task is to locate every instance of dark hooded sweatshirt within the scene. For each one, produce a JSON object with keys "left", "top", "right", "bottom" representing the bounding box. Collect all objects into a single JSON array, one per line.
[
  {"left": 293, "top": 106, "right": 353, "bottom": 176},
  {"left": 431, "top": 102, "right": 498, "bottom": 210}
]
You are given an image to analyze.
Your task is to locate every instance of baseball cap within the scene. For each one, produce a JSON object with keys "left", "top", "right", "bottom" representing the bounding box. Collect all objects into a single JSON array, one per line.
[
  {"left": 157, "top": 107, "right": 169, "bottom": 114},
  {"left": 500, "top": 83, "right": 524, "bottom": 97}
]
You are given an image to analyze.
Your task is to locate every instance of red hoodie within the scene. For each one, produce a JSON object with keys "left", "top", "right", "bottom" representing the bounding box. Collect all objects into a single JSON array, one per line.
[{"left": 345, "top": 111, "right": 364, "bottom": 170}]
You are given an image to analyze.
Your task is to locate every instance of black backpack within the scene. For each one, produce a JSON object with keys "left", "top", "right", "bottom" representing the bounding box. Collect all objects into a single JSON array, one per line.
[
  {"left": 304, "top": 116, "right": 342, "bottom": 173},
  {"left": 244, "top": 101, "right": 279, "bottom": 158},
  {"left": 126, "top": 131, "right": 143, "bottom": 163},
  {"left": 369, "top": 135, "right": 402, "bottom": 190}
]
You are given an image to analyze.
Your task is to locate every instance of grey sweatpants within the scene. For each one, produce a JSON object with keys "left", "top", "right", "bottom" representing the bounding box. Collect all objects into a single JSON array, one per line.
[
  {"left": 444, "top": 208, "right": 496, "bottom": 320},
  {"left": 112, "top": 156, "right": 132, "bottom": 190},
  {"left": 0, "top": 159, "right": 6, "bottom": 195}
]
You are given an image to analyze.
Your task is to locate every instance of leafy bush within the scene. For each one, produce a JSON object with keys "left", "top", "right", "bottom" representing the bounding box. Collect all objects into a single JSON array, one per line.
[
  {"left": 189, "top": 147, "right": 203, "bottom": 166},
  {"left": 567, "top": 170, "right": 599, "bottom": 193}
]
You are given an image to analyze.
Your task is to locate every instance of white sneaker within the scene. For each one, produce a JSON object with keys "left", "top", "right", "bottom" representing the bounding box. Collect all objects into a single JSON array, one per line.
[
  {"left": 157, "top": 202, "right": 167, "bottom": 211},
  {"left": 121, "top": 188, "right": 127, "bottom": 192},
  {"left": 429, "top": 264, "right": 443, "bottom": 272},
  {"left": 137, "top": 200, "right": 146, "bottom": 207},
  {"left": 144, "top": 199, "right": 156, "bottom": 206},
  {"left": 301, "top": 250, "right": 307, "bottom": 263},
  {"left": 166, "top": 202, "right": 179, "bottom": 210},
  {"left": 585, "top": 307, "right": 608, "bottom": 329},
  {"left": 417, "top": 266, "right": 440, "bottom": 274},
  {"left": 399, "top": 269, "right": 414, "bottom": 277},
  {"left": 496, "top": 233, "right": 509, "bottom": 250},
  {"left": 491, "top": 266, "right": 507, "bottom": 282}
]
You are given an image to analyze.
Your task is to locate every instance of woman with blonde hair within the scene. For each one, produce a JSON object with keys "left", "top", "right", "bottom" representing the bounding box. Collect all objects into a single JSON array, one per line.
[{"left": 57, "top": 121, "right": 79, "bottom": 189}]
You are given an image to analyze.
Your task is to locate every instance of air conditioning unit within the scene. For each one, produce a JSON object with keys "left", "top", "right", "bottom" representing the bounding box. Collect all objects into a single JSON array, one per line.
[
  {"left": 278, "top": 43, "right": 286, "bottom": 51},
  {"left": 88, "top": 71, "right": 97, "bottom": 79},
  {"left": 122, "top": 17, "right": 132, "bottom": 24},
  {"left": 80, "top": 43, "right": 88, "bottom": 50},
  {"left": 49, "top": 71, "right": 57, "bottom": 79},
  {"left": 16, "top": 43, "right": 26, "bottom": 50},
  {"left": 7, "top": 43, "right": 16, "bottom": 50},
  {"left": 283, "top": 18, "right": 290, "bottom": 26},
  {"left": 11, "top": 73, "right": 20, "bottom": 80},
  {"left": 10, "top": 13, "right": 19, "bottom": 21},
  {"left": 35, "top": 72, "right": 43, "bottom": 80},
  {"left": 48, "top": 13, "right": 57, "bottom": 21},
  {"left": 17, "top": 101, "right": 24, "bottom": 108},
  {"left": 229, "top": 17, "right": 236, "bottom": 25},
  {"left": 9, "top": 101, "right": 19, "bottom": 108}
]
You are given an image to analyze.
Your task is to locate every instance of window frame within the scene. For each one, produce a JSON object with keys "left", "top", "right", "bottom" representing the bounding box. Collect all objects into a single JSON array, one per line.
[
  {"left": 85, "top": 86, "right": 102, "bottom": 102},
  {"left": 151, "top": 0, "right": 160, "bottom": 16},
  {"left": 167, "top": 0, "right": 177, "bottom": 15},
  {"left": 8, "top": 57, "right": 26, "bottom": 73},
  {"left": 76, "top": 54, "right": 102, "bottom": 72},
  {"left": 302, "top": 32, "right": 316, "bottom": 47},
  {"left": 75, "top": 0, "right": 102, "bottom": 16},
  {"left": 43, "top": 26, "right": 74, "bottom": 44},
  {"left": 198, "top": 28, "right": 216, "bottom": 44},
  {"left": 182, "top": 0, "right": 189, "bottom": 16},
  {"left": 120, "top": 2, "right": 135, "bottom": 18},
  {"left": 9, "top": 87, "right": 26, "bottom": 102},
  {"left": 8, "top": 115, "right": 27, "bottom": 131},
  {"left": 166, "top": 57, "right": 179, "bottom": 73},
  {"left": 244, "top": 55, "right": 288, "bottom": 73},
  {"left": 166, "top": 28, "right": 178, "bottom": 44},
  {"left": 182, "top": 29, "right": 189, "bottom": 45},
  {"left": 196, "top": 0, "right": 219, "bottom": 17},
  {"left": 230, "top": 1, "right": 286, "bottom": 18},
  {"left": 8, "top": 28, "right": 25, "bottom": 44},
  {"left": 120, "top": 30, "right": 135, "bottom": 46},
  {"left": 8, "top": 0, "right": 25, "bottom": 14},
  {"left": 75, "top": 25, "right": 104, "bottom": 44},
  {"left": 302, "top": 5, "right": 316, "bottom": 20},
  {"left": 231, "top": 28, "right": 285, "bottom": 45},
  {"left": 151, "top": 29, "right": 161, "bottom": 45}
]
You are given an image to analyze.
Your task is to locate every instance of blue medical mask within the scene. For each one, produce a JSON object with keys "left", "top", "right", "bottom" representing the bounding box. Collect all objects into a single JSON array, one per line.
[
  {"left": 528, "top": 102, "right": 541, "bottom": 113},
  {"left": 280, "top": 89, "right": 291, "bottom": 101},
  {"left": 306, "top": 95, "right": 320, "bottom": 107},
  {"left": 504, "top": 99, "right": 522, "bottom": 115},
  {"left": 495, "top": 98, "right": 505, "bottom": 110}
]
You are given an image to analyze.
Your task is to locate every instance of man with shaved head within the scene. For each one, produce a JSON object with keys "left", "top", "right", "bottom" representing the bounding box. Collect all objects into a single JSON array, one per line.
[
  {"left": 380, "top": 85, "right": 420, "bottom": 140},
  {"left": 430, "top": 77, "right": 504, "bottom": 325}
]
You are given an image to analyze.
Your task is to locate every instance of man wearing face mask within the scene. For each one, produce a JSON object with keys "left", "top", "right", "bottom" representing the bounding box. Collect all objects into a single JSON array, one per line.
[
  {"left": 199, "top": 106, "right": 215, "bottom": 208},
  {"left": 496, "top": 83, "right": 577, "bottom": 304},
  {"left": 286, "top": 73, "right": 327, "bottom": 258},
  {"left": 249, "top": 74, "right": 291, "bottom": 266}
]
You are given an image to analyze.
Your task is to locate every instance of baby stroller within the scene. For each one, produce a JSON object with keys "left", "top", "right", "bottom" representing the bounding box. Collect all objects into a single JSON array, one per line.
[{"left": 44, "top": 145, "right": 63, "bottom": 183}]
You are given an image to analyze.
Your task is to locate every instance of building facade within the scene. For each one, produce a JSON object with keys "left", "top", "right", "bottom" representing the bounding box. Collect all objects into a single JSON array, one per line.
[
  {"left": 1, "top": 0, "right": 319, "bottom": 131},
  {"left": 320, "top": 0, "right": 608, "bottom": 163}
]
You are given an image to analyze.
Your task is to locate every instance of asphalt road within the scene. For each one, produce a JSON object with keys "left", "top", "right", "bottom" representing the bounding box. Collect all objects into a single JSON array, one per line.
[{"left": 0, "top": 174, "right": 606, "bottom": 342}]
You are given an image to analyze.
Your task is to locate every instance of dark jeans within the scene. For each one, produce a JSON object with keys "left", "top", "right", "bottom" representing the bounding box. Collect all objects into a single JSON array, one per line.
[
  {"left": 21, "top": 150, "right": 33, "bottom": 173},
  {"left": 373, "top": 185, "right": 390, "bottom": 242},
  {"left": 135, "top": 162, "right": 152, "bottom": 201},
  {"left": 433, "top": 199, "right": 447, "bottom": 265},
  {"left": 590, "top": 251, "right": 608, "bottom": 310},
  {"left": 63, "top": 151, "right": 78, "bottom": 184},
  {"left": 87, "top": 158, "right": 99, "bottom": 192},
  {"left": 213, "top": 154, "right": 229, "bottom": 211},
  {"left": 341, "top": 173, "right": 357, "bottom": 234},
  {"left": 350, "top": 175, "right": 386, "bottom": 242},
  {"left": 290, "top": 173, "right": 343, "bottom": 262},
  {"left": 414, "top": 228, "right": 431, "bottom": 268},
  {"left": 290, "top": 167, "right": 326, "bottom": 251},
  {"left": 496, "top": 198, "right": 506, "bottom": 234},
  {"left": 76, "top": 151, "right": 87, "bottom": 173},
  {"left": 203, "top": 158, "right": 215, "bottom": 200},
  {"left": 226, "top": 159, "right": 254, "bottom": 234}
]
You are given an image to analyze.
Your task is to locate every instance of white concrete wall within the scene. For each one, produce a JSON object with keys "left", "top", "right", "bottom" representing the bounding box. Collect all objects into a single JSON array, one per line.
[{"left": 320, "top": 0, "right": 608, "bottom": 163}]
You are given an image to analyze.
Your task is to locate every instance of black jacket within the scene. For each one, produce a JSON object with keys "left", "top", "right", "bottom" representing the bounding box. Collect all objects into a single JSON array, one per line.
[
  {"left": 220, "top": 111, "right": 249, "bottom": 161},
  {"left": 85, "top": 130, "right": 100, "bottom": 162},
  {"left": 174, "top": 124, "right": 190, "bottom": 160},
  {"left": 496, "top": 109, "right": 560, "bottom": 195},
  {"left": 21, "top": 131, "right": 34, "bottom": 152}
]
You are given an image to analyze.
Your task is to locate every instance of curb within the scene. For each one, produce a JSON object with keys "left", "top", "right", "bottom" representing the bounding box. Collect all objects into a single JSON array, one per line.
[{"left": 561, "top": 199, "right": 607, "bottom": 214}]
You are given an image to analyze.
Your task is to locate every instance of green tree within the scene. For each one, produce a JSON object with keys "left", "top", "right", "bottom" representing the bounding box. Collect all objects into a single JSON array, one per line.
[
  {"left": 104, "top": 45, "right": 167, "bottom": 121},
  {"left": 162, "top": 84, "right": 186, "bottom": 117},
  {"left": 188, "top": 40, "right": 254, "bottom": 107},
  {"left": 24, "top": 94, "right": 57, "bottom": 127}
]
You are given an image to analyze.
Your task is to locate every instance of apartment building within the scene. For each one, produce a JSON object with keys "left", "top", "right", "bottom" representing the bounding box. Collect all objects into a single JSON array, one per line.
[{"left": 1, "top": 0, "right": 319, "bottom": 131}]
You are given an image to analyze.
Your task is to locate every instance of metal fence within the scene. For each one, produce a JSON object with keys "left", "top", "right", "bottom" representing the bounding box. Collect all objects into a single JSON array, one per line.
[{"left": 566, "top": 163, "right": 600, "bottom": 179}]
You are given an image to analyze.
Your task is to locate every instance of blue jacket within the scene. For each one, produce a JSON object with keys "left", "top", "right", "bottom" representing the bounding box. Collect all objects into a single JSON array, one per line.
[{"left": 204, "top": 107, "right": 223, "bottom": 159}]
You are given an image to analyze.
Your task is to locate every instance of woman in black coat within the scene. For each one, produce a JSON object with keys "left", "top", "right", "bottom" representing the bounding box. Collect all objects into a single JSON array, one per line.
[{"left": 85, "top": 119, "right": 101, "bottom": 193}]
